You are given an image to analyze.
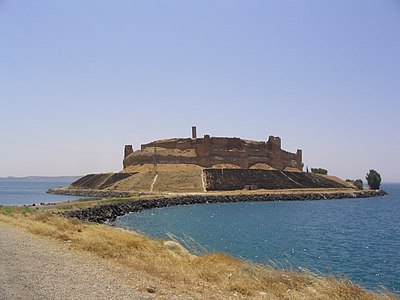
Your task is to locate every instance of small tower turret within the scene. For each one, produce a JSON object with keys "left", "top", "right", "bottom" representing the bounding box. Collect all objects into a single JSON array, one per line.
[
  {"left": 192, "top": 126, "right": 197, "bottom": 139},
  {"left": 124, "top": 145, "right": 133, "bottom": 158}
]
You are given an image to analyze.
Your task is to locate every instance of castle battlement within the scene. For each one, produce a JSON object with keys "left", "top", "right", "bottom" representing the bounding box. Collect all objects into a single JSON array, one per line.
[{"left": 123, "top": 127, "right": 303, "bottom": 171}]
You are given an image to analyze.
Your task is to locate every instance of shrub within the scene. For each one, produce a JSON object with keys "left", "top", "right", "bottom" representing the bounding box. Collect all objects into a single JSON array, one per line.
[
  {"left": 366, "top": 170, "right": 382, "bottom": 190},
  {"left": 311, "top": 168, "right": 328, "bottom": 175},
  {"left": 353, "top": 179, "right": 363, "bottom": 190}
]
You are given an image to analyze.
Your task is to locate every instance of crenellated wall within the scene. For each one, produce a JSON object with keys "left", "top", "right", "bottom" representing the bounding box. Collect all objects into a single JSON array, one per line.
[{"left": 123, "top": 134, "right": 303, "bottom": 171}]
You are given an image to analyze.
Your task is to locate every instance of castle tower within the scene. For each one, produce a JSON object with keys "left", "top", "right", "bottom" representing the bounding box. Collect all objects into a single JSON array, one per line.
[
  {"left": 192, "top": 126, "right": 197, "bottom": 139},
  {"left": 124, "top": 145, "right": 133, "bottom": 158},
  {"left": 267, "top": 136, "right": 281, "bottom": 151}
]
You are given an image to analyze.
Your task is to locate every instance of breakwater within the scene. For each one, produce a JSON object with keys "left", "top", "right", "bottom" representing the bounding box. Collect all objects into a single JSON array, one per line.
[
  {"left": 47, "top": 188, "right": 131, "bottom": 198},
  {"left": 62, "top": 190, "right": 387, "bottom": 223}
]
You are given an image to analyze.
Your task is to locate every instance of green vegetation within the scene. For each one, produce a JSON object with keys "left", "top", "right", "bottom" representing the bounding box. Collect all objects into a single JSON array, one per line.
[
  {"left": 346, "top": 179, "right": 364, "bottom": 190},
  {"left": 353, "top": 179, "right": 363, "bottom": 190},
  {"left": 366, "top": 170, "right": 382, "bottom": 190},
  {"left": 311, "top": 168, "right": 328, "bottom": 175},
  {"left": 0, "top": 205, "right": 32, "bottom": 215}
]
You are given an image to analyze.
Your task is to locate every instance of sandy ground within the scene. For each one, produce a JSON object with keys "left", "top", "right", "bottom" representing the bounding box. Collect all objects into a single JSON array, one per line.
[{"left": 0, "top": 223, "right": 157, "bottom": 300}]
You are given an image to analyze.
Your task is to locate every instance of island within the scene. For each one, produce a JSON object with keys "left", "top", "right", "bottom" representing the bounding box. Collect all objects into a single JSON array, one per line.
[{"left": 47, "top": 127, "right": 386, "bottom": 223}]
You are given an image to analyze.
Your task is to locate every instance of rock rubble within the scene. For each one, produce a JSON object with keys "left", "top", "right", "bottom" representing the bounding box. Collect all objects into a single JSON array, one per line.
[{"left": 47, "top": 188, "right": 131, "bottom": 198}]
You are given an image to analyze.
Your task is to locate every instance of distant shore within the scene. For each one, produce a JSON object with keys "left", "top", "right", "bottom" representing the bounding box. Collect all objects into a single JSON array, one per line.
[
  {"left": 1, "top": 176, "right": 82, "bottom": 182},
  {"left": 62, "top": 189, "right": 387, "bottom": 223}
]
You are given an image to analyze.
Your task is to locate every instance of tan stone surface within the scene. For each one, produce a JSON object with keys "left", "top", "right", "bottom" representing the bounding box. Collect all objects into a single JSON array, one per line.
[
  {"left": 250, "top": 163, "right": 276, "bottom": 170},
  {"left": 123, "top": 135, "right": 303, "bottom": 171}
]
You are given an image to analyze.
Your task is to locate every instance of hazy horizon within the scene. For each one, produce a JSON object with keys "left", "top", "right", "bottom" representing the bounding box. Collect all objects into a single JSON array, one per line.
[{"left": 1, "top": 1, "right": 399, "bottom": 182}]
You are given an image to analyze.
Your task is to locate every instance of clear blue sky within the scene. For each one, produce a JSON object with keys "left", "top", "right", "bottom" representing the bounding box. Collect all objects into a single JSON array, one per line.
[{"left": 1, "top": 1, "right": 399, "bottom": 182}]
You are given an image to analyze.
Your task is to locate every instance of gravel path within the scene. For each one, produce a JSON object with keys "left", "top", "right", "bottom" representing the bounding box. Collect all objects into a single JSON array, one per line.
[{"left": 0, "top": 223, "right": 153, "bottom": 300}]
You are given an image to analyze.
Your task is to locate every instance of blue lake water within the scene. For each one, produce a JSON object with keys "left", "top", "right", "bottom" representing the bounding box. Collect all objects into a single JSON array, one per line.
[
  {"left": 0, "top": 180, "right": 83, "bottom": 206},
  {"left": 114, "top": 183, "right": 400, "bottom": 294}
]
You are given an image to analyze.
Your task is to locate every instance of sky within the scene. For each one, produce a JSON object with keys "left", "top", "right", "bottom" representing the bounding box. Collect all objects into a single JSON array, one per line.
[{"left": 0, "top": 1, "right": 399, "bottom": 182}]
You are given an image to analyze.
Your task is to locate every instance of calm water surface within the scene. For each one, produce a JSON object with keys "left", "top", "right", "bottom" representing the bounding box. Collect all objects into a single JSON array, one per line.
[
  {"left": 115, "top": 183, "right": 400, "bottom": 294},
  {"left": 0, "top": 180, "right": 84, "bottom": 206}
]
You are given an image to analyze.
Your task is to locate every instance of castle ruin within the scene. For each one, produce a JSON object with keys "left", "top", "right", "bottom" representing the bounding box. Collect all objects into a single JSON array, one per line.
[{"left": 123, "top": 127, "right": 303, "bottom": 171}]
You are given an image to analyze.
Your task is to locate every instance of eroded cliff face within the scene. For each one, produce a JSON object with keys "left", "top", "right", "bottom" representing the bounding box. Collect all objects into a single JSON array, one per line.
[{"left": 123, "top": 135, "right": 303, "bottom": 171}]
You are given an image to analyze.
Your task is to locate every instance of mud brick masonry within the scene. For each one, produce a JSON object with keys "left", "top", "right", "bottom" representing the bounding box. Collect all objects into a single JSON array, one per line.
[{"left": 123, "top": 127, "right": 303, "bottom": 171}]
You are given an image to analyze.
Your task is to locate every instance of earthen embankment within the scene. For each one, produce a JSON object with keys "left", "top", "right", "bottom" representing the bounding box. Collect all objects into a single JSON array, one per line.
[
  {"left": 204, "top": 169, "right": 347, "bottom": 190},
  {"left": 48, "top": 168, "right": 349, "bottom": 195}
]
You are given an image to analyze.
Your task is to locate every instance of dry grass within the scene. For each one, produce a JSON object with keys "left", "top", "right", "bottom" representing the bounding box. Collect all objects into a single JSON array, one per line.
[
  {"left": 153, "top": 165, "right": 204, "bottom": 193},
  {"left": 317, "top": 174, "right": 357, "bottom": 189},
  {"left": 0, "top": 210, "right": 396, "bottom": 299}
]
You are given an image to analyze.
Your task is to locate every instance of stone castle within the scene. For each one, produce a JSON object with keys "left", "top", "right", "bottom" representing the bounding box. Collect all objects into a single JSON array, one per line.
[
  {"left": 51, "top": 127, "right": 356, "bottom": 194},
  {"left": 123, "top": 127, "right": 303, "bottom": 171}
]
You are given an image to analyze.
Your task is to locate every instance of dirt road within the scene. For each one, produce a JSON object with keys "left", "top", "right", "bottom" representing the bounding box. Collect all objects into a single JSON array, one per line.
[{"left": 0, "top": 223, "right": 153, "bottom": 300}]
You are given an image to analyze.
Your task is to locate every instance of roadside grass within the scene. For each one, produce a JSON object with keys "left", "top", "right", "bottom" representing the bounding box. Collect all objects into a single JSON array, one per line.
[
  {"left": 0, "top": 209, "right": 397, "bottom": 299},
  {"left": 0, "top": 205, "right": 32, "bottom": 215}
]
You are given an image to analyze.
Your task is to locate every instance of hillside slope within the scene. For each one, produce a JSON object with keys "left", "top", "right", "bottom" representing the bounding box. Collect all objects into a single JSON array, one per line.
[{"left": 64, "top": 164, "right": 349, "bottom": 194}]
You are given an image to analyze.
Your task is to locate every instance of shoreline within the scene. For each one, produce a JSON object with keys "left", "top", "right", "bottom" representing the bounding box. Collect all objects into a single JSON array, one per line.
[
  {"left": 2, "top": 213, "right": 396, "bottom": 299},
  {"left": 47, "top": 187, "right": 132, "bottom": 198},
  {"left": 62, "top": 189, "right": 387, "bottom": 223},
  {"left": 2, "top": 190, "right": 397, "bottom": 299}
]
